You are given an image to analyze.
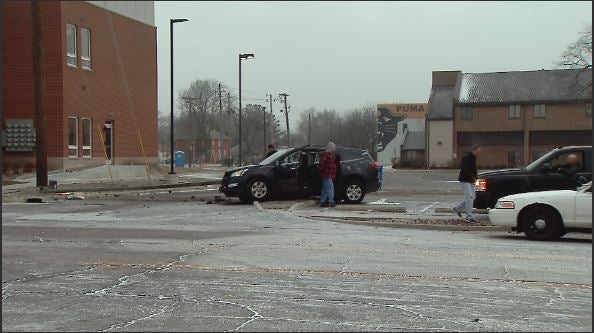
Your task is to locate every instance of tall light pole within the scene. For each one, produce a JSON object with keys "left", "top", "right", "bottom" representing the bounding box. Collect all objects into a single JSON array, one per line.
[
  {"left": 238, "top": 53, "right": 254, "bottom": 166},
  {"left": 169, "top": 18, "right": 189, "bottom": 174},
  {"left": 262, "top": 106, "right": 267, "bottom": 156}
]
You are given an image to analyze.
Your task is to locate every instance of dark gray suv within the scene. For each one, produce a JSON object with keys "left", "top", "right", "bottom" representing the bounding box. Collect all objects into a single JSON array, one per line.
[{"left": 220, "top": 145, "right": 382, "bottom": 203}]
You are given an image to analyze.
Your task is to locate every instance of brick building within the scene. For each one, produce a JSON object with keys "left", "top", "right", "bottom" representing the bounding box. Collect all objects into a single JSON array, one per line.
[
  {"left": 2, "top": 1, "right": 157, "bottom": 173},
  {"left": 427, "top": 68, "right": 592, "bottom": 169}
]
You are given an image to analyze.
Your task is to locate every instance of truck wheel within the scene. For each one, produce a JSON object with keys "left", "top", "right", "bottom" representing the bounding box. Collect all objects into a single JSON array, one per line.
[
  {"left": 521, "top": 206, "right": 564, "bottom": 241},
  {"left": 240, "top": 178, "right": 272, "bottom": 203},
  {"left": 342, "top": 179, "right": 365, "bottom": 204}
]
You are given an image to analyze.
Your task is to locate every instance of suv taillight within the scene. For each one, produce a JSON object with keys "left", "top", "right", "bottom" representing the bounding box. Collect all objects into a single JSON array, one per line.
[
  {"left": 370, "top": 162, "right": 381, "bottom": 169},
  {"left": 475, "top": 179, "right": 488, "bottom": 192}
]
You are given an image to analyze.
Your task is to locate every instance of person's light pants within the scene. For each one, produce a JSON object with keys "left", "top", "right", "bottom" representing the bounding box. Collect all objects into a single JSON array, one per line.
[
  {"left": 320, "top": 178, "right": 335, "bottom": 205},
  {"left": 455, "top": 182, "right": 475, "bottom": 219}
]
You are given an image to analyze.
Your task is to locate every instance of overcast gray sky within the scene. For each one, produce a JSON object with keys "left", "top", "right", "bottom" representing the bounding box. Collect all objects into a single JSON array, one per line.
[{"left": 155, "top": 1, "right": 592, "bottom": 122}]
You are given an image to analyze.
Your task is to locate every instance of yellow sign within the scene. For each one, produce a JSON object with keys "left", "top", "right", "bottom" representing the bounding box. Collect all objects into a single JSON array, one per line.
[{"left": 377, "top": 103, "right": 427, "bottom": 119}]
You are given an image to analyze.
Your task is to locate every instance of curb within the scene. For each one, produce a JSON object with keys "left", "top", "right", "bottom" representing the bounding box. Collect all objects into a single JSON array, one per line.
[
  {"left": 41, "top": 179, "right": 221, "bottom": 193},
  {"left": 336, "top": 205, "right": 407, "bottom": 213},
  {"left": 435, "top": 207, "right": 489, "bottom": 214},
  {"left": 303, "top": 215, "right": 508, "bottom": 232}
]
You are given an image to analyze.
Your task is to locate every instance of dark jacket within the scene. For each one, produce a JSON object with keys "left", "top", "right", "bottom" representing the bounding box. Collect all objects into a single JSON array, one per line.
[
  {"left": 458, "top": 153, "right": 477, "bottom": 183},
  {"left": 556, "top": 163, "right": 581, "bottom": 186}
]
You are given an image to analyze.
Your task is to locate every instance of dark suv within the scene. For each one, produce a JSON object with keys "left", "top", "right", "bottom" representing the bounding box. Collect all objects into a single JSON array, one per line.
[
  {"left": 220, "top": 146, "right": 382, "bottom": 203},
  {"left": 475, "top": 146, "right": 592, "bottom": 209}
]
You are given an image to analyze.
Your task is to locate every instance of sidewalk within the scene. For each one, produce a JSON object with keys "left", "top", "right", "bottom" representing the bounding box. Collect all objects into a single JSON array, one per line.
[
  {"left": 256, "top": 199, "right": 502, "bottom": 232},
  {"left": 2, "top": 164, "right": 224, "bottom": 195}
]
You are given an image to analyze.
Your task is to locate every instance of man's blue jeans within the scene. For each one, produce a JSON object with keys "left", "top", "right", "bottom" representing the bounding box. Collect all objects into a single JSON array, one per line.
[
  {"left": 455, "top": 182, "right": 476, "bottom": 219},
  {"left": 320, "top": 178, "right": 335, "bottom": 206}
]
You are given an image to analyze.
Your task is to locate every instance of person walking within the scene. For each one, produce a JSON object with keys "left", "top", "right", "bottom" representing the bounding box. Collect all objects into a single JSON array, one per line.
[
  {"left": 453, "top": 144, "right": 481, "bottom": 223},
  {"left": 265, "top": 144, "right": 277, "bottom": 158},
  {"left": 318, "top": 142, "right": 337, "bottom": 207}
]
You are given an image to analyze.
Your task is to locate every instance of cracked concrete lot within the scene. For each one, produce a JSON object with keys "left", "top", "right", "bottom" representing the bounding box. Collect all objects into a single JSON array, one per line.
[{"left": 2, "top": 198, "right": 592, "bottom": 332}]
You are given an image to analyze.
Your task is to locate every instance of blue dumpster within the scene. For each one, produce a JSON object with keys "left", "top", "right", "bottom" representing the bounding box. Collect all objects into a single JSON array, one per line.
[{"left": 175, "top": 151, "right": 185, "bottom": 168}]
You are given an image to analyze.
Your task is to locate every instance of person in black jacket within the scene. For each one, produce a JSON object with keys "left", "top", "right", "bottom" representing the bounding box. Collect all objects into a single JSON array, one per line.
[{"left": 453, "top": 144, "right": 481, "bottom": 223}]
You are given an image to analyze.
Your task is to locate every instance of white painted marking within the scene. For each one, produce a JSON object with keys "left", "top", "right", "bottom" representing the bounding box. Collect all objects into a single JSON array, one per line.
[{"left": 419, "top": 202, "right": 440, "bottom": 213}]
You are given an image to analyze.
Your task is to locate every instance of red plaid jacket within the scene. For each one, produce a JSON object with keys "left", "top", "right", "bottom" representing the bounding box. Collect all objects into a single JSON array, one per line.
[{"left": 318, "top": 151, "right": 337, "bottom": 179}]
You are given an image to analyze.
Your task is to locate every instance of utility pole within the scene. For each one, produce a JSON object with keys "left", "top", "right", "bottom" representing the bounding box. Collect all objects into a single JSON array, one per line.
[
  {"left": 218, "top": 83, "right": 223, "bottom": 113},
  {"left": 308, "top": 112, "right": 311, "bottom": 145},
  {"left": 267, "top": 94, "right": 274, "bottom": 146},
  {"left": 32, "top": 0, "right": 47, "bottom": 188},
  {"left": 279, "top": 93, "right": 289, "bottom": 147}
]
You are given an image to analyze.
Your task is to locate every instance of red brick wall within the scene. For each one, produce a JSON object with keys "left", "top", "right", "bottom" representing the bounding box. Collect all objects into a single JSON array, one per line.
[
  {"left": 2, "top": 1, "right": 63, "bottom": 171},
  {"left": 60, "top": 1, "right": 158, "bottom": 168},
  {"left": 2, "top": 1, "right": 157, "bottom": 172}
]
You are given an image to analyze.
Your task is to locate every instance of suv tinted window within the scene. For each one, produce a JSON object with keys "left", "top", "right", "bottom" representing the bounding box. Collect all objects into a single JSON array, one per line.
[
  {"left": 280, "top": 151, "right": 301, "bottom": 165},
  {"left": 339, "top": 149, "right": 366, "bottom": 161}
]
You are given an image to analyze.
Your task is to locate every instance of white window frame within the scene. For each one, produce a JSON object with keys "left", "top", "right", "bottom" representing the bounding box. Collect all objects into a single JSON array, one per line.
[
  {"left": 534, "top": 104, "right": 546, "bottom": 118},
  {"left": 66, "top": 23, "right": 77, "bottom": 67},
  {"left": 82, "top": 118, "right": 92, "bottom": 157},
  {"left": 80, "top": 27, "right": 91, "bottom": 70},
  {"left": 508, "top": 105, "right": 521, "bottom": 119},
  {"left": 68, "top": 117, "right": 78, "bottom": 157}
]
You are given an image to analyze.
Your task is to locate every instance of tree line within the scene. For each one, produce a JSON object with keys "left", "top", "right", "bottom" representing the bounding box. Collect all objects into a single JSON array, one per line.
[{"left": 158, "top": 79, "right": 378, "bottom": 165}]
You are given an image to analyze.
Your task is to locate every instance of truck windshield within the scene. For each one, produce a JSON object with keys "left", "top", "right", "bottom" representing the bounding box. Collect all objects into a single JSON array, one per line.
[
  {"left": 525, "top": 150, "right": 556, "bottom": 172},
  {"left": 259, "top": 149, "right": 291, "bottom": 165}
]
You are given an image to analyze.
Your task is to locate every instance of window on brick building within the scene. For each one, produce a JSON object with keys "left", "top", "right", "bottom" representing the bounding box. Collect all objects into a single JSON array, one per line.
[
  {"left": 66, "top": 24, "right": 77, "bottom": 67},
  {"left": 508, "top": 105, "right": 521, "bottom": 119},
  {"left": 461, "top": 107, "right": 473, "bottom": 120},
  {"left": 508, "top": 151, "right": 522, "bottom": 167},
  {"left": 534, "top": 104, "right": 546, "bottom": 118},
  {"left": 586, "top": 104, "right": 592, "bottom": 118},
  {"left": 68, "top": 117, "right": 78, "bottom": 157},
  {"left": 80, "top": 28, "right": 91, "bottom": 70},
  {"left": 82, "top": 118, "right": 92, "bottom": 157}
]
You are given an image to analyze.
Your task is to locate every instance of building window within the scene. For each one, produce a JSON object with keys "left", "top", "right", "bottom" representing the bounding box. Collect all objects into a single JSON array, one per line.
[
  {"left": 66, "top": 24, "right": 77, "bottom": 67},
  {"left": 80, "top": 28, "right": 91, "bottom": 70},
  {"left": 82, "top": 118, "right": 92, "bottom": 157},
  {"left": 461, "top": 107, "right": 473, "bottom": 120},
  {"left": 508, "top": 151, "right": 522, "bottom": 167},
  {"left": 532, "top": 151, "right": 547, "bottom": 162},
  {"left": 534, "top": 104, "right": 546, "bottom": 118},
  {"left": 68, "top": 117, "right": 78, "bottom": 157},
  {"left": 508, "top": 105, "right": 521, "bottom": 119},
  {"left": 586, "top": 104, "right": 592, "bottom": 118}
]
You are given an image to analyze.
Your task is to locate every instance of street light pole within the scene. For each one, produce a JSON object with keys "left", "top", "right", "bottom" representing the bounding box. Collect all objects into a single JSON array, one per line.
[
  {"left": 169, "top": 18, "right": 188, "bottom": 174},
  {"left": 263, "top": 106, "right": 267, "bottom": 156},
  {"left": 238, "top": 53, "right": 254, "bottom": 166}
]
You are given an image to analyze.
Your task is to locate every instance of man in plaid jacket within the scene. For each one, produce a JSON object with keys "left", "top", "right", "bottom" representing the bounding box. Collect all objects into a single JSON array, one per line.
[{"left": 318, "top": 142, "right": 337, "bottom": 207}]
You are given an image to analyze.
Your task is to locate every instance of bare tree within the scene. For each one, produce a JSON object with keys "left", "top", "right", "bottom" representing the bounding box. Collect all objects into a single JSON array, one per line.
[{"left": 558, "top": 23, "right": 592, "bottom": 69}]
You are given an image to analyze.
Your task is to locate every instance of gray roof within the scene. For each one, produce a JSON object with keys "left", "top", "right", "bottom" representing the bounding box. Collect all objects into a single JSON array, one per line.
[
  {"left": 456, "top": 68, "right": 592, "bottom": 105},
  {"left": 427, "top": 86, "right": 455, "bottom": 119},
  {"left": 402, "top": 131, "right": 425, "bottom": 151}
]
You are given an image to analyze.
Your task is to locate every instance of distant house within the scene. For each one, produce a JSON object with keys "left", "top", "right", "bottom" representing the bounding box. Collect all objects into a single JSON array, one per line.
[
  {"left": 427, "top": 68, "right": 592, "bottom": 169},
  {"left": 400, "top": 131, "right": 426, "bottom": 168},
  {"left": 2, "top": 1, "right": 157, "bottom": 172}
]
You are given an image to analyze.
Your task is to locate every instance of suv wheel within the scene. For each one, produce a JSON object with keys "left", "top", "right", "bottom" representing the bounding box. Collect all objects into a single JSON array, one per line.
[
  {"left": 521, "top": 206, "right": 564, "bottom": 241},
  {"left": 343, "top": 179, "right": 365, "bottom": 204},
  {"left": 240, "top": 178, "right": 272, "bottom": 203}
]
